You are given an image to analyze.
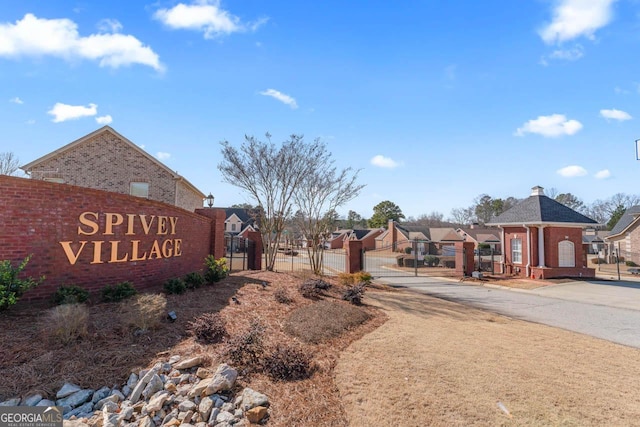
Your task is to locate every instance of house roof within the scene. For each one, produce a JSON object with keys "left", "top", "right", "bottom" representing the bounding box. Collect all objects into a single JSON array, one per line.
[
  {"left": 457, "top": 227, "right": 501, "bottom": 243},
  {"left": 487, "top": 186, "right": 597, "bottom": 227},
  {"left": 21, "top": 126, "right": 205, "bottom": 198},
  {"left": 428, "top": 227, "right": 465, "bottom": 242},
  {"left": 224, "top": 208, "right": 255, "bottom": 225},
  {"left": 607, "top": 205, "right": 640, "bottom": 239}
]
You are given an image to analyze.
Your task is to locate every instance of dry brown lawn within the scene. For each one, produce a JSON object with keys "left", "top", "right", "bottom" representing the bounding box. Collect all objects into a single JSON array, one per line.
[{"left": 336, "top": 290, "right": 640, "bottom": 427}]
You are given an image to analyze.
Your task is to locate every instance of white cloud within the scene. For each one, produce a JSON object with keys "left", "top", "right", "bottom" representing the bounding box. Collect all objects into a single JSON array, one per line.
[
  {"left": 600, "top": 108, "right": 631, "bottom": 121},
  {"left": 557, "top": 165, "right": 588, "bottom": 177},
  {"left": 595, "top": 169, "right": 611, "bottom": 179},
  {"left": 539, "top": 0, "right": 617, "bottom": 44},
  {"left": 370, "top": 155, "right": 401, "bottom": 169},
  {"left": 549, "top": 45, "right": 584, "bottom": 61},
  {"left": 97, "top": 19, "right": 123, "bottom": 34},
  {"left": 47, "top": 102, "right": 97, "bottom": 123},
  {"left": 9, "top": 96, "right": 23, "bottom": 104},
  {"left": 259, "top": 89, "right": 298, "bottom": 109},
  {"left": 25, "top": 119, "right": 35, "bottom": 125},
  {"left": 0, "top": 13, "right": 164, "bottom": 71},
  {"left": 95, "top": 114, "right": 113, "bottom": 125},
  {"left": 157, "top": 152, "right": 171, "bottom": 160},
  {"left": 614, "top": 86, "right": 630, "bottom": 95},
  {"left": 154, "top": 1, "right": 267, "bottom": 39},
  {"left": 515, "top": 114, "right": 583, "bottom": 137}
]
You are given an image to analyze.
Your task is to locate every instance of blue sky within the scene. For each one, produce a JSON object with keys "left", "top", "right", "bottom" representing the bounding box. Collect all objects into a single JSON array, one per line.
[{"left": 1, "top": 0, "right": 639, "bottom": 219}]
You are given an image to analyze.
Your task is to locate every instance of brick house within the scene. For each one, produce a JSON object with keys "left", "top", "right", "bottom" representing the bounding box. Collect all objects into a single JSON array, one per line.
[
  {"left": 487, "top": 186, "right": 598, "bottom": 279},
  {"left": 374, "top": 220, "right": 462, "bottom": 255},
  {"left": 604, "top": 206, "right": 640, "bottom": 264},
  {"left": 456, "top": 225, "right": 502, "bottom": 254},
  {"left": 21, "top": 126, "right": 205, "bottom": 212},
  {"left": 224, "top": 207, "right": 258, "bottom": 252}
]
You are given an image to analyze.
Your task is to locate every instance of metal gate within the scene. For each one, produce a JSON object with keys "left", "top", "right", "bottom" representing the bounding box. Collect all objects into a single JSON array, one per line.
[
  {"left": 363, "top": 240, "right": 461, "bottom": 278},
  {"left": 225, "top": 235, "right": 251, "bottom": 271},
  {"left": 268, "top": 246, "right": 346, "bottom": 276}
]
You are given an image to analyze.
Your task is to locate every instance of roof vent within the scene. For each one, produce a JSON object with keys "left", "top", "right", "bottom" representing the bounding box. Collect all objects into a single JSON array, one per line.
[{"left": 531, "top": 186, "right": 545, "bottom": 196}]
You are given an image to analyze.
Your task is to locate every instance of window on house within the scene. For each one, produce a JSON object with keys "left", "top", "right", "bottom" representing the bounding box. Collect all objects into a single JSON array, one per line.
[
  {"left": 511, "top": 238, "right": 522, "bottom": 264},
  {"left": 43, "top": 177, "right": 65, "bottom": 184},
  {"left": 558, "top": 241, "right": 575, "bottom": 267},
  {"left": 130, "top": 182, "right": 149, "bottom": 198},
  {"left": 231, "top": 223, "right": 237, "bottom": 231}
]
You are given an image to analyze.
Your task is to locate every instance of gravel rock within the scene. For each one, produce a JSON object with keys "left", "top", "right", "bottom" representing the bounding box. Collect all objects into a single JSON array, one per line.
[
  {"left": 238, "top": 388, "right": 269, "bottom": 412},
  {"left": 36, "top": 399, "right": 56, "bottom": 407},
  {"left": 92, "top": 387, "right": 111, "bottom": 404},
  {"left": 172, "top": 357, "right": 203, "bottom": 370},
  {"left": 245, "top": 406, "right": 268, "bottom": 424},
  {"left": 57, "top": 389, "right": 94, "bottom": 409},
  {"left": 204, "top": 364, "right": 237, "bottom": 395},
  {"left": 23, "top": 394, "right": 43, "bottom": 406},
  {"left": 57, "top": 383, "right": 82, "bottom": 399}
]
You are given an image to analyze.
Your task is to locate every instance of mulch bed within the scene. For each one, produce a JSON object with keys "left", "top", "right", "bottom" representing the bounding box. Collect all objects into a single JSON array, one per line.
[{"left": 0, "top": 271, "right": 386, "bottom": 427}]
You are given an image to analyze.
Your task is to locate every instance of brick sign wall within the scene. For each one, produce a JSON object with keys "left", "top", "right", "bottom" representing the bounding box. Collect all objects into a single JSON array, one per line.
[{"left": 0, "top": 176, "right": 219, "bottom": 300}]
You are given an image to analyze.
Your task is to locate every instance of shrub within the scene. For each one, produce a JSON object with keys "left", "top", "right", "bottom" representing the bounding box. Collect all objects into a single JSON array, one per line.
[
  {"left": 424, "top": 255, "right": 440, "bottom": 267},
  {"left": 204, "top": 256, "right": 229, "bottom": 283},
  {"left": 626, "top": 261, "right": 638, "bottom": 267},
  {"left": 121, "top": 293, "right": 166, "bottom": 333},
  {"left": 343, "top": 283, "right": 366, "bottom": 305},
  {"left": 101, "top": 281, "right": 137, "bottom": 302},
  {"left": 298, "top": 278, "right": 332, "bottom": 299},
  {"left": 184, "top": 272, "right": 205, "bottom": 290},
  {"left": 274, "top": 288, "right": 293, "bottom": 304},
  {"left": 0, "top": 255, "right": 43, "bottom": 310},
  {"left": 46, "top": 304, "right": 88, "bottom": 345},
  {"left": 225, "top": 319, "right": 266, "bottom": 373},
  {"left": 404, "top": 247, "right": 413, "bottom": 254},
  {"left": 263, "top": 344, "right": 315, "bottom": 381},
  {"left": 164, "top": 278, "right": 187, "bottom": 295},
  {"left": 188, "top": 313, "right": 227, "bottom": 344},
  {"left": 338, "top": 272, "right": 372, "bottom": 286},
  {"left": 53, "top": 285, "right": 89, "bottom": 305}
]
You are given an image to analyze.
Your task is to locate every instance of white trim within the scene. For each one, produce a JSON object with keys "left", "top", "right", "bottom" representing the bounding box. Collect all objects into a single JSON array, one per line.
[
  {"left": 637, "top": 139, "right": 640, "bottom": 161},
  {"left": 538, "top": 226, "right": 546, "bottom": 267}
]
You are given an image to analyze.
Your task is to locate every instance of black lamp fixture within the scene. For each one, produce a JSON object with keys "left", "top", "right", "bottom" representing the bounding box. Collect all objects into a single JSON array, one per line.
[{"left": 206, "top": 193, "right": 214, "bottom": 208}]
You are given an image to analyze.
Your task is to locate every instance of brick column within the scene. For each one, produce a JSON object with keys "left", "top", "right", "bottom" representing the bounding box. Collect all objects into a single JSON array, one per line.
[
  {"left": 346, "top": 240, "right": 363, "bottom": 274},
  {"left": 246, "top": 230, "right": 263, "bottom": 271},
  {"left": 195, "top": 208, "right": 226, "bottom": 259},
  {"left": 455, "top": 241, "right": 475, "bottom": 276}
]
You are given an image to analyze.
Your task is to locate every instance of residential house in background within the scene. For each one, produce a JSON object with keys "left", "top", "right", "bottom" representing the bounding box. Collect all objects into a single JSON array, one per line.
[
  {"left": 604, "top": 206, "right": 640, "bottom": 264},
  {"left": 346, "top": 228, "right": 385, "bottom": 250},
  {"left": 487, "top": 186, "right": 598, "bottom": 279},
  {"left": 375, "top": 220, "right": 463, "bottom": 255},
  {"left": 21, "top": 126, "right": 205, "bottom": 212},
  {"left": 224, "top": 207, "right": 258, "bottom": 252},
  {"left": 583, "top": 228, "right": 608, "bottom": 256},
  {"left": 456, "top": 225, "right": 502, "bottom": 254}
]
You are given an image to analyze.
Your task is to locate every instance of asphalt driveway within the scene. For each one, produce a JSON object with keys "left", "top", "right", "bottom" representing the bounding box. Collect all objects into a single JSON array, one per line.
[{"left": 375, "top": 276, "right": 640, "bottom": 348}]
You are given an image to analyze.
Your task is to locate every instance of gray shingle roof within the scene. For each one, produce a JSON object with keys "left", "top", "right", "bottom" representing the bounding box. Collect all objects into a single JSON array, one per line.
[
  {"left": 487, "top": 195, "right": 597, "bottom": 226},
  {"left": 609, "top": 205, "right": 640, "bottom": 236}
]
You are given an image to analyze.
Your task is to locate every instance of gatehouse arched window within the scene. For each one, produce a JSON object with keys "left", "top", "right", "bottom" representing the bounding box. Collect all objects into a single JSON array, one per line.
[{"left": 558, "top": 240, "right": 575, "bottom": 267}]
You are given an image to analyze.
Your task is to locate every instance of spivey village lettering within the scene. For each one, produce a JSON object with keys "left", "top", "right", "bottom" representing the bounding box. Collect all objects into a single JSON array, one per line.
[{"left": 59, "top": 212, "right": 182, "bottom": 265}]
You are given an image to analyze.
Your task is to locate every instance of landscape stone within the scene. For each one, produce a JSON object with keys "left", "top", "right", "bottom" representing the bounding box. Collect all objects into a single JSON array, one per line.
[
  {"left": 121, "top": 407, "right": 135, "bottom": 421},
  {"left": 195, "top": 368, "right": 209, "bottom": 379},
  {"left": 168, "top": 355, "right": 181, "bottom": 365},
  {"left": 130, "top": 369, "right": 158, "bottom": 403},
  {"left": 178, "top": 400, "right": 196, "bottom": 412},
  {"left": 215, "top": 411, "right": 234, "bottom": 424},
  {"left": 204, "top": 364, "right": 237, "bottom": 395},
  {"left": 137, "top": 415, "right": 154, "bottom": 427},
  {"left": 245, "top": 406, "right": 268, "bottom": 424},
  {"left": 64, "top": 402, "right": 95, "bottom": 419},
  {"left": 65, "top": 420, "right": 90, "bottom": 427},
  {"left": 238, "top": 388, "right": 269, "bottom": 412},
  {"left": 102, "top": 401, "right": 119, "bottom": 413},
  {"left": 92, "top": 387, "right": 111, "bottom": 404},
  {"left": 198, "top": 397, "right": 214, "bottom": 421},
  {"left": 187, "top": 379, "right": 211, "bottom": 398},
  {"left": 221, "top": 403, "right": 234, "bottom": 413},
  {"left": 160, "top": 363, "right": 172, "bottom": 374},
  {"left": 163, "top": 419, "right": 179, "bottom": 427},
  {"left": 195, "top": 423, "right": 206, "bottom": 427},
  {"left": 122, "top": 386, "right": 131, "bottom": 397},
  {"left": 145, "top": 391, "right": 170, "bottom": 413},
  {"left": 208, "top": 408, "right": 220, "bottom": 424},
  {"left": 23, "top": 394, "right": 43, "bottom": 406},
  {"left": 164, "top": 383, "right": 177, "bottom": 393},
  {"left": 36, "top": 399, "right": 56, "bottom": 407},
  {"left": 111, "top": 390, "right": 126, "bottom": 401},
  {"left": 182, "top": 410, "right": 194, "bottom": 424},
  {"left": 172, "top": 357, "right": 203, "bottom": 370},
  {"left": 57, "top": 383, "right": 82, "bottom": 399},
  {"left": 126, "top": 373, "right": 138, "bottom": 389},
  {"left": 57, "top": 389, "right": 94, "bottom": 409},
  {"left": 141, "top": 375, "right": 163, "bottom": 400},
  {"left": 96, "top": 395, "right": 119, "bottom": 410},
  {"left": 102, "top": 407, "right": 120, "bottom": 427}
]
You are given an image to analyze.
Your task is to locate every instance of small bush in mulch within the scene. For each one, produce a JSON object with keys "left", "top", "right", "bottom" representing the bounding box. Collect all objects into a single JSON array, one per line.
[
  {"left": 53, "top": 285, "right": 89, "bottom": 305},
  {"left": 121, "top": 293, "right": 167, "bottom": 333},
  {"left": 263, "top": 344, "right": 315, "bottom": 381},
  {"left": 225, "top": 319, "right": 266, "bottom": 373},
  {"left": 164, "top": 278, "right": 187, "bottom": 295},
  {"left": 102, "top": 281, "right": 137, "bottom": 302},
  {"left": 338, "top": 272, "right": 372, "bottom": 286},
  {"left": 188, "top": 312, "right": 227, "bottom": 344},
  {"left": 184, "top": 272, "right": 206, "bottom": 290},
  {"left": 274, "top": 288, "right": 293, "bottom": 304},
  {"left": 298, "top": 279, "right": 332, "bottom": 299},
  {"left": 46, "top": 304, "right": 89, "bottom": 345},
  {"left": 284, "top": 300, "right": 371, "bottom": 344},
  {"left": 626, "top": 260, "right": 638, "bottom": 267},
  {"left": 343, "top": 283, "right": 366, "bottom": 305}
]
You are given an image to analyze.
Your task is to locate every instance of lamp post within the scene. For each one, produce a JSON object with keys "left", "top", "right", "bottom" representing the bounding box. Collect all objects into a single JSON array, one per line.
[{"left": 206, "top": 193, "right": 214, "bottom": 208}]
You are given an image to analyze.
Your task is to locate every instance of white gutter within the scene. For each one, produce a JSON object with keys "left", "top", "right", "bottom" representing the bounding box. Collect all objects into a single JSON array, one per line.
[{"left": 500, "top": 226, "right": 505, "bottom": 274}]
